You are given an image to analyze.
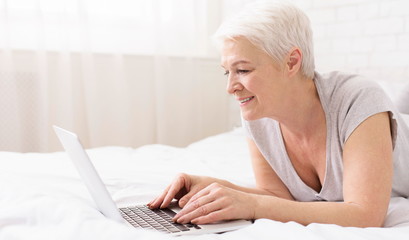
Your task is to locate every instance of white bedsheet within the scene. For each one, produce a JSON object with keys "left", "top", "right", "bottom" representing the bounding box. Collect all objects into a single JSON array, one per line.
[{"left": 1, "top": 128, "right": 409, "bottom": 240}]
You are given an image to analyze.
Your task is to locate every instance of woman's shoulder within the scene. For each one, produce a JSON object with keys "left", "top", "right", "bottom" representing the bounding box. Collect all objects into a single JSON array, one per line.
[
  {"left": 316, "top": 71, "right": 382, "bottom": 95},
  {"left": 315, "top": 71, "right": 390, "bottom": 110},
  {"left": 316, "top": 71, "right": 397, "bottom": 144}
]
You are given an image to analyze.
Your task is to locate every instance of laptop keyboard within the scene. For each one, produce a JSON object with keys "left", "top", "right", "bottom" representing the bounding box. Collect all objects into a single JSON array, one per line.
[{"left": 119, "top": 205, "right": 200, "bottom": 233}]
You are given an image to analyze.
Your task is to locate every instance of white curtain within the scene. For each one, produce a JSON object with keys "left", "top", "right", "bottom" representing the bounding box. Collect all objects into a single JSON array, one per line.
[{"left": 0, "top": 0, "right": 235, "bottom": 152}]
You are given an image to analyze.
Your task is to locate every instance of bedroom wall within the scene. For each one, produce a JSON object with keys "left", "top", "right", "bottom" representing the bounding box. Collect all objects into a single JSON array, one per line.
[
  {"left": 225, "top": 0, "right": 409, "bottom": 127},
  {"left": 0, "top": 50, "right": 227, "bottom": 152},
  {"left": 0, "top": 0, "right": 229, "bottom": 152}
]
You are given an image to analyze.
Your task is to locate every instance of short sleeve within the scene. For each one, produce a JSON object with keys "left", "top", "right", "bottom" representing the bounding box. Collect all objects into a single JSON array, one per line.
[{"left": 338, "top": 81, "right": 397, "bottom": 148}]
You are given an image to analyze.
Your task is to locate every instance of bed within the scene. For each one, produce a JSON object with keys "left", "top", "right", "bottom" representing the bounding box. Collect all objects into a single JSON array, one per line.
[{"left": 1, "top": 84, "right": 409, "bottom": 240}]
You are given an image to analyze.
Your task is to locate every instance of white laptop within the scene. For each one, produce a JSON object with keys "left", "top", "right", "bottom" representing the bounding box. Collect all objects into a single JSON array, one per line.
[{"left": 53, "top": 126, "right": 252, "bottom": 236}]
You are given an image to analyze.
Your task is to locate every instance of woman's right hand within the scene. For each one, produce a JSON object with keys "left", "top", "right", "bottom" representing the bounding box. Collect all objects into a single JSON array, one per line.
[{"left": 147, "top": 173, "right": 217, "bottom": 209}]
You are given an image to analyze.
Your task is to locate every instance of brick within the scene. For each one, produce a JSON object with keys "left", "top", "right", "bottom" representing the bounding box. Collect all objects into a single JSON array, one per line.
[
  {"left": 291, "top": 0, "right": 313, "bottom": 10},
  {"left": 337, "top": 5, "right": 358, "bottom": 21},
  {"left": 364, "top": 17, "right": 404, "bottom": 35},
  {"left": 328, "top": 22, "right": 363, "bottom": 37},
  {"left": 346, "top": 54, "right": 368, "bottom": 68},
  {"left": 397, "top": 34, "right": 409, "bottom": 51},
  {"left": 380, "top": 0, "right": 409, "bottom": 17},
  {"left": 357, "top": 3, "right": 379, "bottom": 20},
  {"left": 313, "top": 38, "right": 331, "bottom": 54},
  {"left": 351, "top": 37, "right": 374, "bottom": 53},
  {"left": 312, "top": 0, "right": 369, "bottom": 8},
  {"left": 369, "top": 51, "right": 408, "bottom": 67},
  {"left": 406, "top": 17, "right": 409, "bottom": 32},
  {"left": 355, "top": 67, "right": 382, "bottom": 80},
  {"left": 312, "top": 24, "right": 327, "bottom": 38},
  {"left": 379, "top": 1, "right": 394, "bottom": 17},
  {"left": 315, "top": 54, "right": 346, "bottom": 71},
  {"left": 332, "top": 38, "right": 352, "bottom": 53},
  {"left": 373, "top": 35, "right": 397, "bottom": 52},
  {"left": 308, "top": 9, "right": 336, "bottom": 24}
]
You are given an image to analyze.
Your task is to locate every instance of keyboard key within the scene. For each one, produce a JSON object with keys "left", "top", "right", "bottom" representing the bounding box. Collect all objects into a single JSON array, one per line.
[{"left": 119, "top": 205, "right": 191, "bottom": 233}]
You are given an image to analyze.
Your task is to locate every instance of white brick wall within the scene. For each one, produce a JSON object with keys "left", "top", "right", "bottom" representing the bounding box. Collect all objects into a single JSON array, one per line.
[
  {"left": 224, "top": 0, "right": 409, "bottom": 84},
  {"left": 293, "top": 0, "right": 409, "bottom": 84}
]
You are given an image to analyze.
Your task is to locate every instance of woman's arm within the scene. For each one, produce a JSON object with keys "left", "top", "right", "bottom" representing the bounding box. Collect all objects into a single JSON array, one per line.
[
  {"left": 174, "top": 112, "right": 393, "bottom": 227},
  {"left": 253, "top": 112, "right": 393, "bottom": 227}
]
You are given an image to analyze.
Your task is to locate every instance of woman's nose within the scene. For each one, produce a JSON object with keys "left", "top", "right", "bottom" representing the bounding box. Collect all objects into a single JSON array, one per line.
[{"left": 226, "top": 75, "right": 241, "bottom": 95}]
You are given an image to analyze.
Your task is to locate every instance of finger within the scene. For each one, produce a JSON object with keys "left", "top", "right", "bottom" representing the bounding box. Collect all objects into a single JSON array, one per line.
[
  {"left": 173, "top": 191, "right": 210, "bottom": 221},
  {"left": 147, "top": 199, "right": 155, "bottom": 208},
  {"left": 148, "top": 196, "right": 164, "bottom": 209},
  {"left": 182, "top": 185, "right": 211, "bottom": 208},
  {"left": 148, "top": 193, "right": 165, "bottom": 207},
  {"left": 175, "top": 197, "right": 220, "bottom": 224},
  {"left": 191, "top": 209, "right": 225, "bottom": 225},
  {"left": 173, "top": 190, "right": 215, "bottom": 221},
  {"left": 148, "top": 185, "right": 171, "bottom": 209},
  {"left": 178, "top": 191, "right": 196, "bottom": 208},
  {"left": 149, "top": 174, "right": 191, "bottom": 209},
  {"left": 161, "top": 176, "right": 188, "bottom": 208}
]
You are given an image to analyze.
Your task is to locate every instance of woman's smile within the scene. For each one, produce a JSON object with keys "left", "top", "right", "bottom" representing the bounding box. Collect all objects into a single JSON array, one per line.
[{"left": 238, "top": 96, "right": 255, "bottom": 106}]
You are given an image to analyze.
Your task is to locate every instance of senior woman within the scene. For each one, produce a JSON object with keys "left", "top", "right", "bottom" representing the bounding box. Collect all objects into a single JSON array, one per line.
[{"left": 148, "top": 1, "right": 409, "bottom": 227}]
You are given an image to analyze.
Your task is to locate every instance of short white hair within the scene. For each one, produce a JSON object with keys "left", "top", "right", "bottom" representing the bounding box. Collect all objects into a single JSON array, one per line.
[{"left": 213, "top": 0, "right": 315, "bottom": 79}]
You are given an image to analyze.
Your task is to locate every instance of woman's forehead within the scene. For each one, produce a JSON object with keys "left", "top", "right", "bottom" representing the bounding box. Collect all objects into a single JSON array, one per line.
[{"left": 221, "top": 37, "right": 273, "bottom": 67}]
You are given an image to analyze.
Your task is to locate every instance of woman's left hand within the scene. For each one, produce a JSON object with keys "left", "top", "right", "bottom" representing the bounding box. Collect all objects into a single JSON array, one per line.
[{"left": 172, "top": 182, "right": 256, "bottom": 225}]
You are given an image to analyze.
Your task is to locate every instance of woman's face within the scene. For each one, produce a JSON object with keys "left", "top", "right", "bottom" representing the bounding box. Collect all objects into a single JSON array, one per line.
[{"left": 221, "top": 37, "right": 289, "bottom": 121}]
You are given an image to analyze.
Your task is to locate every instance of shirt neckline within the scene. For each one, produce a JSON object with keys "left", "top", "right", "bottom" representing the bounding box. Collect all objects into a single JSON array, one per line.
[{"left": 275, "top": 73, "right": 331, "bottom": 198}]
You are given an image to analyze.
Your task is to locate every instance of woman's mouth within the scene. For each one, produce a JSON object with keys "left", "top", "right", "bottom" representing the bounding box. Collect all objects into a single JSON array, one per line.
[{"left": 239, "top": 96, "right": 255, "bottom": 105}]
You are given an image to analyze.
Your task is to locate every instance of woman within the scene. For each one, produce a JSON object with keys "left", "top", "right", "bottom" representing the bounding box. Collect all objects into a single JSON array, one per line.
[{"left": 148, "top": 1, "right": 409, "bottom": 227}]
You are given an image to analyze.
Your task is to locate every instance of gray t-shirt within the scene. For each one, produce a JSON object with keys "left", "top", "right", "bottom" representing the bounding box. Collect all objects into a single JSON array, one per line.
[{"left": 243, "top": 71, "right": 409, "bottom": 201}]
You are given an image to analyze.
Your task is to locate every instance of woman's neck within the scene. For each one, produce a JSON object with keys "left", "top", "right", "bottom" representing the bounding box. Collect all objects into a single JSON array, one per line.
[{"left": 273, "top": 77, "right": 326, "bottom": 142}]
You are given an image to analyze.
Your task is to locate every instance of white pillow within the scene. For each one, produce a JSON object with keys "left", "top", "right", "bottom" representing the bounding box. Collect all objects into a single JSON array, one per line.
[
  {"left": 401, "top": 114, "right": 409, "bottom": 127},
  {"left": 395, "top": 84, "right": 409, "bottom": 115},
  {"left": 377, "top": 81, "right": 405, "bottom": 102}
]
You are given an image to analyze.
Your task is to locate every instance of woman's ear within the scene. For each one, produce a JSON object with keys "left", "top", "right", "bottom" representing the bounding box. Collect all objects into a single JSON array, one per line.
[{"left": 286, "top": 47, "right": 302, "bottom": 77}]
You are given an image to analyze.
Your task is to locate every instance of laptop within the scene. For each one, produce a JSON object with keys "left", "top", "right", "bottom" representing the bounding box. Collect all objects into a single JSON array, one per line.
[{"left": 53, "top": 126, "right": 252, "bottom": 236}]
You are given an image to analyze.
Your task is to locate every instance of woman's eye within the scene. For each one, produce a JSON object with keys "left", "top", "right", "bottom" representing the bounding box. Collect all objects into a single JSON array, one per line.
[
  {"left": 223, "top": 69, "right": 250, "bottom": 76},
  {"left": 237, "top": 69, "right": 250, "bottom": 74}
]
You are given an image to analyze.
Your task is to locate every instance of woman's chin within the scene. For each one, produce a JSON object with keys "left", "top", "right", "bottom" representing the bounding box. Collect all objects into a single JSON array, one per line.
[{"left": 241, "top": 112, "right": 260, "bottom": 121}]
